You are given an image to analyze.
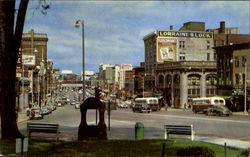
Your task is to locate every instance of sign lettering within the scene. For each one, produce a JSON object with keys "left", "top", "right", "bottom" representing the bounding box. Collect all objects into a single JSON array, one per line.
[{"left": 158, "top": 31, "right": 212, "bottom": 38}]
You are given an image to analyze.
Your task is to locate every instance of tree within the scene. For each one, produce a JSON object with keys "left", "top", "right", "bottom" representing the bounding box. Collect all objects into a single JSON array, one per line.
[
  {"left": 0, "top": 0, "right": 29, "bottom": 139},
  {"left": 0, "top": 0, "right": 49, "bottom": 139}
]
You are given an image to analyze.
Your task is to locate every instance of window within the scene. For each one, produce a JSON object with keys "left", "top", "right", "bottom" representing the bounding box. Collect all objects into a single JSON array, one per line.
[
  {"left": 235, "top": 56, "right": 239, "bottom": 67},
  {"left": 179, "top": 56, "right": 185, "bottom": 60},
  {"left": 207, "top": 45, "right": 210, "bottom": 50},
  {"left": 207, "top": 53, "right": 210, "bottom": 61},
  {"left": 243, "top": 73, "right": 246, "bottom": 84},
  {"left": 179, "top": 53, "right": 186, "bottom": 61},
  {"left": 235, "top": 73, "right": 240, "bottom": 85},
  {"left": 179, "top": 41, "right": 185, "bottom": 48},
  {"left": 242, "top": 56, "right": 246, "bottom": 67}
]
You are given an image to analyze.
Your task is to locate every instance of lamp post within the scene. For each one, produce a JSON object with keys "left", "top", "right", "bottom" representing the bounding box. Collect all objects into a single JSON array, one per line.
[
  {"left": 143, "top": 74, "right": 146, "bottom": 98},
  {"left": 244, "top": 60, "right": 247, "bottom": 114},
  {"left": 75, "top": 20, "right": 85, "bottom": 101}
]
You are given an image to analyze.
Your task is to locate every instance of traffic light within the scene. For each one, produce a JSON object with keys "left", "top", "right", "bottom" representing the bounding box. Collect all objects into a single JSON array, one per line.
[{"left": 95, "top": 87, "right": 101, "bottom": 99}]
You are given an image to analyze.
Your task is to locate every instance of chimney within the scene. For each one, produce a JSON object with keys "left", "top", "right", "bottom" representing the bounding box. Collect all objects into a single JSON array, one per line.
[
  {"left": 220, "top": 21, "right": 225, "bottom": 34},
  {"left": 170, "top": 25, "right": 173, "bottom": 30}
]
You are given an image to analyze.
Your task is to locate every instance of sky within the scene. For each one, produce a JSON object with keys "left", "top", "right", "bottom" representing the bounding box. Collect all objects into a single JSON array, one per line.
[{"left": 21, "top": 1, "right": 250, "bottom": 74}]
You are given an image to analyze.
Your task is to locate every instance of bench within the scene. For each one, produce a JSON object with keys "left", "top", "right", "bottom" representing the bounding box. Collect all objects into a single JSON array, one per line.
[
  {"left": 164, "top": 125, "right": 194, "bottom": 141},
  {"left": 27, "top": 123, "right": 60, "bottom": 140}
]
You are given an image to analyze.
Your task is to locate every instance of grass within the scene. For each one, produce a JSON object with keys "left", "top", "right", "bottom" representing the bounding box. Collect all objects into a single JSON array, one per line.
[{"left": 0, "top": 139, "right": 248, "bottom": 157}]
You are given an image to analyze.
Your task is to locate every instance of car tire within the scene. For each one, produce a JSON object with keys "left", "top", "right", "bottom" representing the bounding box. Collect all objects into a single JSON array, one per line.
[{"left": 218, "top": 112, "right": 222, "bottom": 116}]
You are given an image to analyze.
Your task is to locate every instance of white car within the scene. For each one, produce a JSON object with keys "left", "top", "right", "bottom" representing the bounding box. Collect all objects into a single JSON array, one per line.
[
  {"left": 118, "top": 102, "right": 129, "bottom": 108},
  {"left": 75, "top": 102, "right": 81, "bottom": 109}
]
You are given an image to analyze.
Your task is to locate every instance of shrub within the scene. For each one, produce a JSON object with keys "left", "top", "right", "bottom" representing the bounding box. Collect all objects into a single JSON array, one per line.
[
  {"left": 176, "top": 146, "right": 215, "bottom": 157},
  {"left": 240, "top": 150, "right": 250, "bottom": 157}
]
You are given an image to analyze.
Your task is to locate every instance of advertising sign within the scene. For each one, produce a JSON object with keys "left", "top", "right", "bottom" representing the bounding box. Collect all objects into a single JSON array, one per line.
[
  {"left": 17, "top": 48, "right": 22, "bottom": 69},
  {"left": 22, "top": 55, "right": 35, "bottom": 66},
  {"left": 157, "top": 37, "right": 177, "bottom": 62}
]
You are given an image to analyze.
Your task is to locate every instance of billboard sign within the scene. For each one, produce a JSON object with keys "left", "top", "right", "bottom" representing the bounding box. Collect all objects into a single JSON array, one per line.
[
  {"left": 157, "top": 37, "right": 177, "bottom": 62},
  {"left": 22, "top": 55, "right": 35, "bottom": 66}
]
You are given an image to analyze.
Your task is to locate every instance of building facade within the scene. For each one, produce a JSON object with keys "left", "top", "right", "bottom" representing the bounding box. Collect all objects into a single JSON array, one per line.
[
  {"left": 143, "top": 22, "right": 216, "bottom": 108},
  {"left": 19, "top": 29, "right": 48, "bottom": 108},
  {"left": 215, "top": 42, "right": 250, "bottom": 111}
]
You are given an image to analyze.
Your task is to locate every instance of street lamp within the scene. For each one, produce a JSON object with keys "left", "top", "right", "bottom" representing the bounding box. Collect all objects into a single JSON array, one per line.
[
  {"left": 75, "top": 20, "right": 85, "bottom": 101},
  {"left": 244, "top": 60, "right": 247, "bottom": 114}
]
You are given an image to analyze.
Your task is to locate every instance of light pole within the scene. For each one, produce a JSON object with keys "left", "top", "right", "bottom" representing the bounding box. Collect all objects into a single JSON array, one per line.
[
  {"left": 143, "top": 74, "right": 146, "bottom": 98},
  {"left": 75, "top": 20, "right": 85, "bottom": 101},
  {"left": 244, "top": 60, "right": 247, "bottom": 114}
]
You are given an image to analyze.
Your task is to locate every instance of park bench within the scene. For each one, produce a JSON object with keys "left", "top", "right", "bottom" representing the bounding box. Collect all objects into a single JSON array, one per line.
[
  {"left": 27, "top": 123, "right": 60, "bottom": 140},
  {"left": 164, "top": 124, "right": 194, "bottom": 141}
]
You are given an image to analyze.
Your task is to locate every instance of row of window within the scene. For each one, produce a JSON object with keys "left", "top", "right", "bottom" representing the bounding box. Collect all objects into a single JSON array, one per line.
[
  {"left": 179, "top": 52, "right": 216, "bottom": 61},
  {"left": 188, "top": 88, "right": 216, "bottom": 96},
  {"left": 179, "top": 40, "right": 211, "bottom": 49}
]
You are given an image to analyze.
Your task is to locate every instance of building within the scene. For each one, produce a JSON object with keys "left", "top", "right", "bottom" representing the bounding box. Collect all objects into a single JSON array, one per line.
[
  {"left": 143, "top": 22, "right": 216, "bottom": 108},
  {"left": 143, "top": 22, "right": 215, "bottom": 76},
  {"left": 133, "top": 64, "right": 145, "bottom": 96},
  {"left": 124, "top": 70, "right": 135, "bottom": 98},
  {"left": 19, "top": 29, "right": 48, "bottom": 107},
  {"left": 214, "top": 42, "right": 250, "bottom": 111},
  {"left": 118, "top": 64, "right": 133, "bottom": 90},
  {"left": 156, "top": 61, "right": 217, "bottom": 108},
  {"left": 208, "top": 21, "right": 250, "bottom": 47}
]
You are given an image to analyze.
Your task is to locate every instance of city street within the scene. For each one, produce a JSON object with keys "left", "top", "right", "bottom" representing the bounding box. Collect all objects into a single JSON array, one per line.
[{"left": 17, "top": 103, "right": 250, "bottom": 143}]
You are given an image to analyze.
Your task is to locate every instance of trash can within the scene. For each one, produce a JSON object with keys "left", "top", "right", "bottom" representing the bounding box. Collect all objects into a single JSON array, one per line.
[{"left": 135, "top": 122, "right": 144, "bottom": 140}]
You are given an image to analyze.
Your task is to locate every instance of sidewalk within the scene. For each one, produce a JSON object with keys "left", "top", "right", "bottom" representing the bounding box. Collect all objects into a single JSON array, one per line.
[
  {"left": 17, "top": 112, "right": 29, "bottom": 123},
  {"left": 196, "top": 136, "right": 250, "bottom": 149}
]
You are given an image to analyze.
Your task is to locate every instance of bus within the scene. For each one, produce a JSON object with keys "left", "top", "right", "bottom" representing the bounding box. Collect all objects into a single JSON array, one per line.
[
  {"left": 134, "top": 97, "right": 160, "bottom": 111},
  {"left": 192, "top": 96, "right": 226, "bottom": 113}
]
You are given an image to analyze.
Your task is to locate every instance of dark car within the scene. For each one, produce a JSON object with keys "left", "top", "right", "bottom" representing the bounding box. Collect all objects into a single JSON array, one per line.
[
  {"left": 204, "top": 105, "right": 232, "bottom": 117},
  {"left": 132, "top": 104, "right": 151, "bottom": 113}
]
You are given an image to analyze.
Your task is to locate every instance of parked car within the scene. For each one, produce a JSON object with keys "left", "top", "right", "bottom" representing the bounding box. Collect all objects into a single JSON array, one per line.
[
  {"left": 57, "top": 102, "right": 62, "bottom": 107},
  {"left": 132, "top": 104, "right": 151, "bottom": 113},
  {"left": 204, "top": 105, "right": 232, "bottom": 117},
  {"left": 47, "top": 103, "right": 57, "bottom": 111},
  {"left": 70, "top": 100, "right": 76, "bottom": 106},
  {"left": 118, "top": 102, "right": 129, "bottom": 108},
  {"left": 40, "top": 106, "right": 52, "bottom": 115},
  {"left": 29, "top": 107, "right": 43, "bottom": 120},
  {"left": 75, "top": 102, "right": 81, "bottom": 109}
]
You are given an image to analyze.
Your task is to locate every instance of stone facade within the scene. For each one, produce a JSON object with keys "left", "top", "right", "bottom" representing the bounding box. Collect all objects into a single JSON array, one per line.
[{"left": 156, "top": 61, "right": 216, "bottom": 108}]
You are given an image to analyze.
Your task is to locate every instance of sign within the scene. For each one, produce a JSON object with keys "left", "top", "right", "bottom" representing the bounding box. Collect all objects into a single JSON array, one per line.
[
  {"left": 157, "top": 37, "right": 177, "bottom": 62},
  {"left": 158, "top": 31, "right": 213, "bottom": 38},
  {"left": 17, "top": 48, "right": 22, "bottom": 69},
  {"left": 22, "top": 55, "right": 35, "bottom": 66}
]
